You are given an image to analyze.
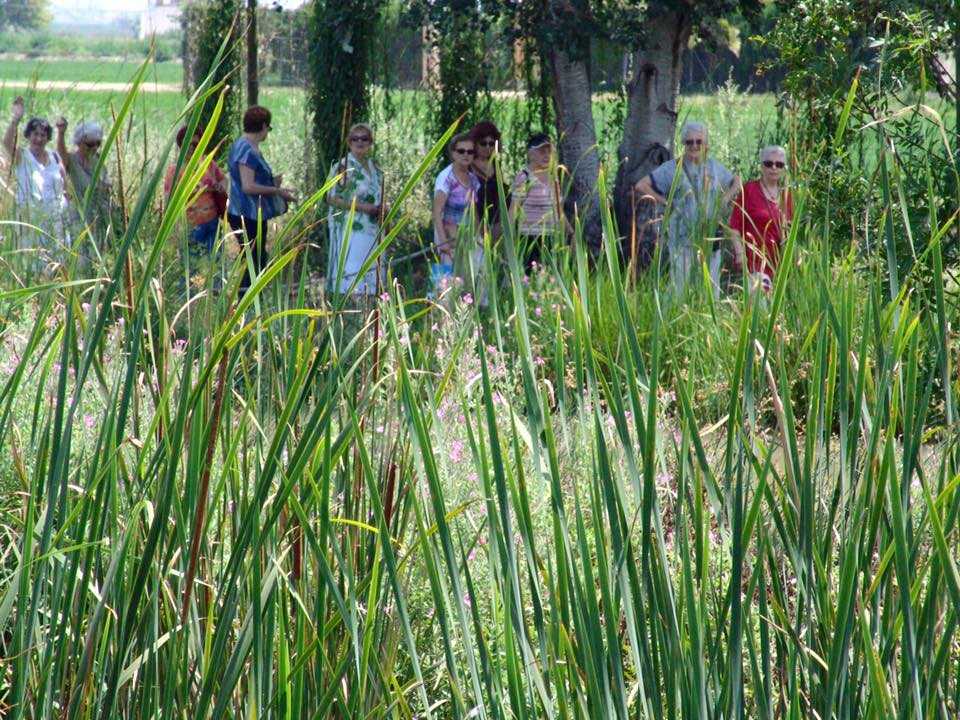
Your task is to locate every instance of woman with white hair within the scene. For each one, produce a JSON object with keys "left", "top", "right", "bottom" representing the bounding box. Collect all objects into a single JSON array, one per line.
[
  {"left": 56, "top": 116, "right": 114, "bottom": 243},
  {"left": 634, "top": 121, "right": 740, "bottom": 295},
  {"left": 728, "top": 145, "right": 793, "bottom": 291}
]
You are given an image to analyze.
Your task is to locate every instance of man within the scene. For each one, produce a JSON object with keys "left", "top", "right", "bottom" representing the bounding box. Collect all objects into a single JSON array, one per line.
[{"left": 634, "top": 122, "right": 741, "bottom": 295}]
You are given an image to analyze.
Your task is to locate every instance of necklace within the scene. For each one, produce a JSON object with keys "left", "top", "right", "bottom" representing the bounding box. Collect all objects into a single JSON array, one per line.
[{"left": 760, "top": 182, "right": 780, "bottom": 204}]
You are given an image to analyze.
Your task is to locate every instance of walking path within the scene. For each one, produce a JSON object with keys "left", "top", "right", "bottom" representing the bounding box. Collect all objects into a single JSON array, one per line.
[{"left": 0, "top": 79, "right": 181, "bottom": 93}]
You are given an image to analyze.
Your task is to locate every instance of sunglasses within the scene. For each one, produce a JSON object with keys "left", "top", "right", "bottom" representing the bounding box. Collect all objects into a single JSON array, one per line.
[
  {"left": 84, "top": 140, "right": 101, "bottom": 148},
  {"left": 350, "top": 135, "right": 372, "bottom": 143},
  {"left": 477, "top": 140, "right": 496, "bottom": 148},
  {"left": 453, "top": 147, "right": 476, "bottom": 156},
  {"left": 762, "top": 160, "right": 786, "bottom": 169},
  {"left": 683, "top": 139, "right": 704, "bottom": 146}
]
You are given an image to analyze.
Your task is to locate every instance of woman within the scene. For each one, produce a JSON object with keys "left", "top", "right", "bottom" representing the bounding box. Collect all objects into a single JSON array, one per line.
[
  {"left": 431, "top": 132, "right": 480, "bottom": 296},
  {"left": 728, "top": 145, "right": 793, "bottom": 292},
  {"left": 634, "top": 121, "right": 740, "bottom": 296},
  {"left": 227, "top": 105, "right": 297, "bottom": 295},
  {"left": 469, "top": 120, "right": 503, "bottom": 238},
  {"left": 56, "top": 117, "right": 113, "bottom": 244},
  {"left": 325, "top": 122, "right": 386, "bottom": 296},
  {"left": 164, "top": 125, "right": 229, "bottom": 293},
  {"left": 2, "top": 96, "right": 69, "bottom": 271},
  {"left": 508, "top": 132, "right": 568, "bottom": 270}
]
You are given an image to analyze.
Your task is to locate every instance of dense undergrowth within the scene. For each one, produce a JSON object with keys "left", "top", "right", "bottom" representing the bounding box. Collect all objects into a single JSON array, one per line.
[{"left": 0, "top": 59, "right": 959, "bottom": 719}]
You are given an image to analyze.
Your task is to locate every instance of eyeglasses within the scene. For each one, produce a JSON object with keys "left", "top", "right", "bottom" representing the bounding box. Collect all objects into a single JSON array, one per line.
[
  {"left": 349, "top": 135, "right": 372, "bottom": 143},
  {"left": 453, "top": 148, "right": 476, "bottom": 156},
  {"left": 683, "top": 139, "right": 704, "bottom": 146},
  {"left": 477, "top": 140, "right": 496, "bottom": 148},
  {"left": 84, "top": 140, "right": 101, "bottom": 148},
  {"left": 762, "top": 160, "right": 786, "bottom": 169}
]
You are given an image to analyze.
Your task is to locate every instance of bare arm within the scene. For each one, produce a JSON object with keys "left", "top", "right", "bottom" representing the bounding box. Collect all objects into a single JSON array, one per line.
[
  {"left": 239, "top": 163, "right": 294, "bottom": 201},
  {"left": 3, "top": 97, "right": 24, "bottom": 160},
  {"left": 722, "top": 175, "right": 742, "bottom": 206},
  {"left": 327, "top": 192, "right": 375, "bottom": 215},
  {"left": 727, "top": 228, "right": 747, "bottom": 266},
  {"left": 432, "top": 191, "right": 448, "bottom": 247},
  {"left": 634, "top": 175, "right": 666, "bottom": 205},
  {"left": 56, "top": 117, "right": 70, "bottom": 171},
  {"left": 508, "top": 192, "right": 520, "bottom": 228}
]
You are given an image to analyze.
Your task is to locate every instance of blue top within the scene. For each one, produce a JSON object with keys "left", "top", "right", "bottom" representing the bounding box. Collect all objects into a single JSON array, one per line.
[
  {"left": 648, "top": 157, "right": 735, "bottom": 250},
  {"left": 228, "top": 136, "right": 279, "bottom": 220}
]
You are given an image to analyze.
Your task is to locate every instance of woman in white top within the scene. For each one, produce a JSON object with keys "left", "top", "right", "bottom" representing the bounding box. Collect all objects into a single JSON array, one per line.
[
  {"left": 325, "top": 122, "right": 387, "bottom": 296},
  {"left": 3, "top": 96, "right": 70, "bottom": 271}
]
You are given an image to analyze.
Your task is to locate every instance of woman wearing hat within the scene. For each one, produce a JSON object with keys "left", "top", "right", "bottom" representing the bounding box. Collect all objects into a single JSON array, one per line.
[
  {"left": 56, "top": 116, "right": 114, "bottom": 244},
  {"left": 508, "top": 132, "right": 569, "bottom": 271}
]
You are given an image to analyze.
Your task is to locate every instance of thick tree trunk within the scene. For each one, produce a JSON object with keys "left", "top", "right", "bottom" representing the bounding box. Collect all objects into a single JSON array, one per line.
[
  {"left": 613, "top": 11, "right": 691, "bottom": 267},
  {"left": 548, "top": 46, "right": 602, "bottom": 248},
  {"left": 246, "top": 0, "right": 258, "bottom": 106}
]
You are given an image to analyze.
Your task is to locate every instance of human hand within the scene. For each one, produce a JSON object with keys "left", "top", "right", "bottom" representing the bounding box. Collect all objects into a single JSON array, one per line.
[
  {"left": 274, "top": 173, "right": 283, "bottom": 187},
  {"left": 11, "top": 97, "right": 25, "bottom": 123},
  {"left": 279, "top": 187, "right": 297, "bottom": 202},
  {"left": 55, "top": 117, "right": 68, "bottom": 135}
]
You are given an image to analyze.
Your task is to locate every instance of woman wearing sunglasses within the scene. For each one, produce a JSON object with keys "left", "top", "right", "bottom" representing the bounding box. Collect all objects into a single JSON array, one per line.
[
  {"left": 325, "top": 122, "right": 386, "bottom": 297},
  {"left": 430, "top": 132, "right": 480, "bottom": 297},
  {"left": 728, "top": 145, "right": 793, "bottom": 292},
  {"left": 56, "top": 117, "right": 114, "bottom": 246},
  {"left": 469, "top": 120, "right": 503, "bottom": 239},
  {"left": 634, "top": 121, "right": 740, "bottom": 295}
]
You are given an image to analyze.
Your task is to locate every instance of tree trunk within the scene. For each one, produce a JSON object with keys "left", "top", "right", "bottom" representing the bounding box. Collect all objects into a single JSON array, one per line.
[
  {"left": 246, "top": 0, "right": 258, "bottom": 107},
  {"left": 548, "top": 46, "right": 602, "bottom": 248},
  {"left": 613, "top": 10, "right": 691, "bottom": 268}
]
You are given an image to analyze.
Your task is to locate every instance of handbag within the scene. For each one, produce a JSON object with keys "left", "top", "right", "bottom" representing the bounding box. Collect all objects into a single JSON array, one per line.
[{"left": 270, "top": 174, "right": 288, "bottom": 217}]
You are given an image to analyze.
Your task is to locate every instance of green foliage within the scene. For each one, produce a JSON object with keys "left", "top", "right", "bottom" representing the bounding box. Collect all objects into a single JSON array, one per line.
[
  {"left": 403, "top": 0, "right": 493, "bottom": 152},
  {"left": 1, "top": 54, "right": 960, "bottom": 720},
  {"left": 0, "top": 0, "right": 49, "bottom": 31},
  {"left": 308, "top": 0, "right": 381, "bottom": 179},
  {"left": 766, "top": 1, "right": 956, "bottom": 269},
  {"left": 0, "top": 28, "right": 181, "bottom": 60},
  {"left": 181, "top": 0, "right": 240, "bottom": 153}
]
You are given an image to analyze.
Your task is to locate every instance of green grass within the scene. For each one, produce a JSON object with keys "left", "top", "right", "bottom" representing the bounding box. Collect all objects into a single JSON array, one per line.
[
  {"left": 0, "top": 58, "right": 958, "bottom": 719},
  {"left": 0, "top": 58, "right": 184, "bottom": 85}
]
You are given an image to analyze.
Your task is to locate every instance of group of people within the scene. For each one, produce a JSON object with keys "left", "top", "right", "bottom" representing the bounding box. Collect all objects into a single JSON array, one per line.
[
  {"left": 634, "top": 121, "right": 793, "bottom": 294},
  {"left": 324, "top": 120, "right": 570, "bottom": 302},
  {"left": 165, "top": 105, "right": 297, "bottom": 295},
  {"left": 2, "top": 96, "right": 113, "bottom": 271},
  {"left": 324, "top": 117, "right": 792, "bottom": 302},
  {"left": 2, "top": 95, "right": 792, "bottom": 300}
]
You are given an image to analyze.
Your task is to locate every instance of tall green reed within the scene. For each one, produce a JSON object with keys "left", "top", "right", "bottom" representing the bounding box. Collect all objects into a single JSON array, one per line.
[{"left": 1, "top": 57, "right": 959, "bottom": 720}]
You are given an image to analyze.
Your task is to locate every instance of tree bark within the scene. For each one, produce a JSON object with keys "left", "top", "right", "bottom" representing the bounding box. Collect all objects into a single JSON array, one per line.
[
  {"left": 613, "top": 10, "right": 692, "bottom": 267},
  {"left": 548, "top": 46, "right": 602, "bottom": 248},
  {"left": 246, "top": 0, "right": 259, "bottom": 107}
]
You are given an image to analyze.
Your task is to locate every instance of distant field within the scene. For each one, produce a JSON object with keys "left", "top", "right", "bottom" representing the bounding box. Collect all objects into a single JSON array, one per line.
[
  {"left": 0, "top": 58, "right": 183, "bottom": 85},
  {"left": 0, "top": 74, "right": 780, "bottom": 228}
]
